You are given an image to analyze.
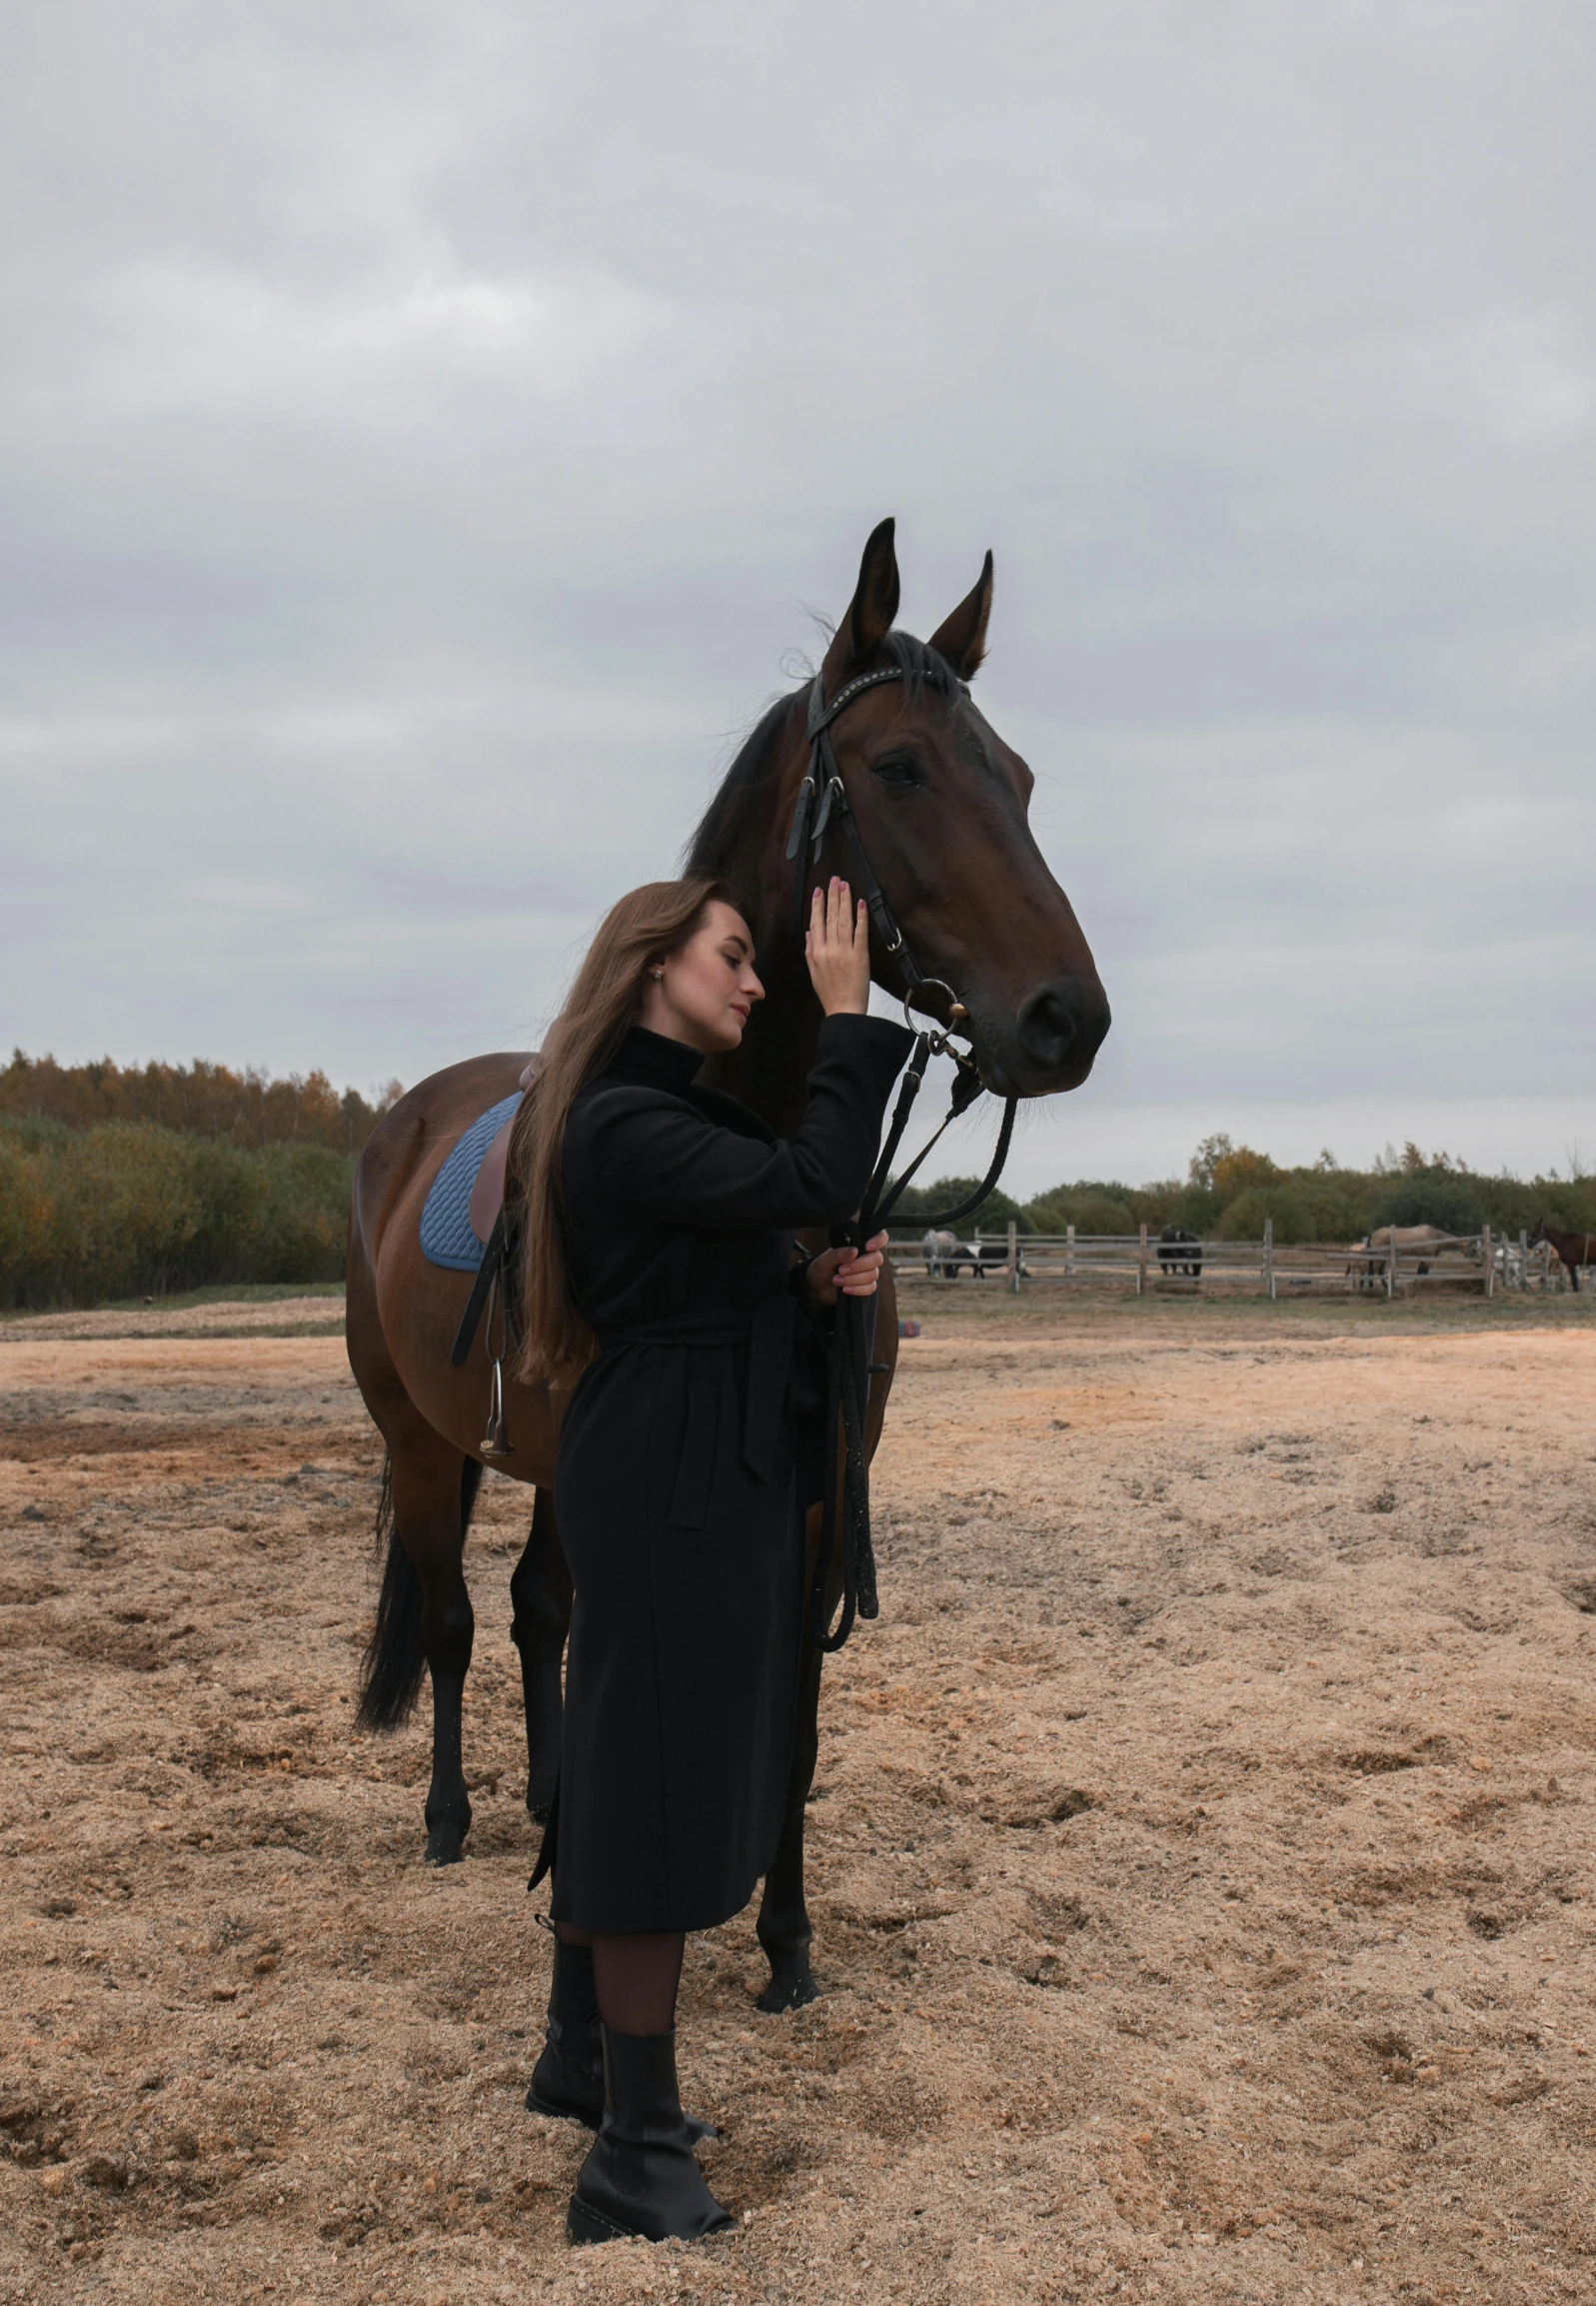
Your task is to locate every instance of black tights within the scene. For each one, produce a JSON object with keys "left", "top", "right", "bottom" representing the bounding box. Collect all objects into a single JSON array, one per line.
[{"left": 556, "top": 1923, "right": 684, "bottom": 2036}]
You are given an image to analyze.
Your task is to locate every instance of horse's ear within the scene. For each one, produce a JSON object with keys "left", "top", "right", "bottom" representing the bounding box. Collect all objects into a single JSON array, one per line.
[
  {"left": 820, "top": 517, "right": 900, "bottom": 690},
  {"left": 927, "top": 551, "right": 994, "bottom": 681}
]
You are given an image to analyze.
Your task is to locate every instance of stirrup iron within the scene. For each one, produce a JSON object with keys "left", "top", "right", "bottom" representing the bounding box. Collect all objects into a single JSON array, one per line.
[{"left": 480, "top": 1267, "right": 513, "bottom": 1458}]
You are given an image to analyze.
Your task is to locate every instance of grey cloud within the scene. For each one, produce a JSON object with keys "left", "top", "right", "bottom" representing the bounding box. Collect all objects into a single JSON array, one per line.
[{"left": 2, "top": 0, "right": 1592, "bottom": 1174}]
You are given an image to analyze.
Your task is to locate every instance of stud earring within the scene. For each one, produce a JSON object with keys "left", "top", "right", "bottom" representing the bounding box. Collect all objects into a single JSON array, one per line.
[{"left": 650, "top": 967, "right": 664, "bottom": 980}]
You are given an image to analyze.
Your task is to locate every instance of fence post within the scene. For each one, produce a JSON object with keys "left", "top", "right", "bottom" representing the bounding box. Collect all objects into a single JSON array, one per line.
[
  {"left": 1264, "top": 1216, "right": 1275, "bottom": 1300},
  {"left": 1007, "top": 1218, "right": 1019, "bottom": 1294},
  {"left": 1483, "top": 1222, "right": 1493, "bottom": 1298},
  {"left": 1065, "top": 1222, "right": 1075, "bottom": 1278},
  {"left": 1519, "top": 1227, "right": 1528, "bottom": 1291},
  {"left": 1137, "top": 1222, "right": 1148, "bottom": 1296},
  {"left": 1386, "top": 1228, "right": 1397, "bottom": 1300}
]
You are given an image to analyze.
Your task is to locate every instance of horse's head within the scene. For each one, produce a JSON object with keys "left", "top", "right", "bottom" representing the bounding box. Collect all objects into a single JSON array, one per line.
[{"left": 796, "top": 520, "right": 1109, "bottom": 1098}]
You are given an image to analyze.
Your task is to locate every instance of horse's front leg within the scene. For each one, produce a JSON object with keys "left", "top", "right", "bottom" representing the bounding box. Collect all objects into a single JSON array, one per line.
[
  {"left": 389, "top": 1445, "right": 478, "bottom": 1865},
  {"left": 756, "top": 1628, "right": 825, "bottom": 2010},
  {"left": 510, "top": 1486, "right": 573, "bottom": 1822}
]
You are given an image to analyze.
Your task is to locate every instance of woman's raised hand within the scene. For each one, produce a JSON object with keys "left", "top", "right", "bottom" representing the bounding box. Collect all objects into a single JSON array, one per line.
[{"left": 805, "top": 878, "right": 870, "bottom": 1017}]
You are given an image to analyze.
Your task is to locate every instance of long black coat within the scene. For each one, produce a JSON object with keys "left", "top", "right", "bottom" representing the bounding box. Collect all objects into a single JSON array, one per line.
[{"left": 540, "top": 1015, "right": 913, "bottom": 1934}]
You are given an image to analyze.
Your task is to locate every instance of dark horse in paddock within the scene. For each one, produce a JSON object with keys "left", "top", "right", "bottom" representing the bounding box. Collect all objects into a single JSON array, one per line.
[
  {"left": 1531, "top": 1219, "right": 1596, "bottom": 1291},
  {"left": 1157, "top": 1225, "right": 1202, "bottom": 1278},
  {"left": 344, "top": 519, "right": 1109, "bottom": 2011}
]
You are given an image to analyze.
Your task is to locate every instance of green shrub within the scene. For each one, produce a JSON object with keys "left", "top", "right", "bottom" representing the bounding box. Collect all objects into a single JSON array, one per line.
[
  {"left": 1367, "top": 1171, "right": 1484, "bottom": 1235},
  {"left": 246, "top": 1144, "right": 350, "bottom": 1282},
  {"left": 0, "top": 1118, "right": 351, "bottom": 1308},
  {"left": 1162, "top": 1183, "right": 1220, "bottom": 1233},
  {"left": 889, "top": 1176, "right": 1032, "bottom": 1232},
  {"left": 1215, "top": 1184, "right": 1320, "bottom": 1243},
  {"left": 1269, "top": 1175, "right": 1371, "bottom": 1242},
  {"left": 1125, "top": 1181, "right": 1182, "bottom": 1229},
  {"left": 0, "top": 1127, "right": 59, "bottom": 1277},
  {"left": 1211, "top": 1146, "right": 1283, "bottom": 1200},
  {"left": 1025, "top": 1189, "right": 1137, "bottom": 1235},
  {"left": 1024, "top": 1178, "right": 1141, "bottom": 1234}
]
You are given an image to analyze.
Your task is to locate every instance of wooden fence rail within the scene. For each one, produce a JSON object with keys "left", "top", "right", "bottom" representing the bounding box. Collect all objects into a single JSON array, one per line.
[{"left": 890, "top": 1223, "right": 1580, "bottom": 1297}]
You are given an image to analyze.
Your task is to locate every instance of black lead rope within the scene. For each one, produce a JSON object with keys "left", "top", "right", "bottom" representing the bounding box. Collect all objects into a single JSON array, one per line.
[{"left": 806, "top": 1034, "right": 1018, "bottom": 1655}]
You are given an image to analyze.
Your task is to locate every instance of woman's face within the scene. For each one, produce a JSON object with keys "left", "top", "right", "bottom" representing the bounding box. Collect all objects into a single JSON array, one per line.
[{"left": 640, "top": 900, "right": 765, "bottom": 1054}]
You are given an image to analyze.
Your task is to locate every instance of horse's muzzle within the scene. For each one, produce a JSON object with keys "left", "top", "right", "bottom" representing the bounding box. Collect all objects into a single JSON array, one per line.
[{"left": 1000, "top": 976, "right": 1112, "bottom": 1095}]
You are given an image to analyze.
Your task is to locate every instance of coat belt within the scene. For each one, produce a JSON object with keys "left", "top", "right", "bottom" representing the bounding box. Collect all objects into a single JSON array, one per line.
[{"left": 600, "top": 1295, "right": 798, "bottom": 1483}]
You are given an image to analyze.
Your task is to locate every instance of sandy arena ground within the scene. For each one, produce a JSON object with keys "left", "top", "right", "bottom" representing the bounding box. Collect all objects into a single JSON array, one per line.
[{"left": 3, "top": 1281, "right": 1595, "bottom": 2306}]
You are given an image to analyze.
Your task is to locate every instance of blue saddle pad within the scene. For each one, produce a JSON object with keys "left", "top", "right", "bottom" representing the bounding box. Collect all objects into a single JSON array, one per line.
[{"left": 419, "top": 1093, "right": 522, "bottom": 1272}]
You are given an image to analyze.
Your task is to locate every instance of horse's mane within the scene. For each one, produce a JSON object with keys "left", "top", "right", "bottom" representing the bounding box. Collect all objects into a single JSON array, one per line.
[{"left": 685, "top": 631, "right": 961, "bottom": 895}]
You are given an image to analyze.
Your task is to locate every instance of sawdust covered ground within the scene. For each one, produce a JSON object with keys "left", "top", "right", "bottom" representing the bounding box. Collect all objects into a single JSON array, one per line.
[{"left": 2, "top": 1283, "right": 1595, "bottom": 2306}]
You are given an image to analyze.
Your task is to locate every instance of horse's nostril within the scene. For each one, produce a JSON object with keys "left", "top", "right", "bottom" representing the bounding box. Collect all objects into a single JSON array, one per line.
[{"left": 1016, "top": 985, "right": 1078, "bottom": 1069}]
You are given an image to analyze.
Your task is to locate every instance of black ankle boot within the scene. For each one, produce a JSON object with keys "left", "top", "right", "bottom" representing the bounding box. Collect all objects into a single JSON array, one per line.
[
  {"left": 527, "top": 1936, "right": 606, "bottom": 2125},
  {"left": 566, "top": 2027, "right": 735, "bottom": 2247},
  {"left": 528, "top": 1941, "right": 716, "bottom": 2139}
]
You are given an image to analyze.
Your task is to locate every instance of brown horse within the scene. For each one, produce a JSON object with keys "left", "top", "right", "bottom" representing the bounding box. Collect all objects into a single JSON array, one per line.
[
  {"left": 1530, "top": 1219, "right": 1595, "bottom": 1291},
  {"left": 345, "top": 518, "right": 1109, "bottom": 2010}
]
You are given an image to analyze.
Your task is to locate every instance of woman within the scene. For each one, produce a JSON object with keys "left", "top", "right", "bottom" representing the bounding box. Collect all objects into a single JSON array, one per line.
[{"left": 508, "top": 872, "right": 914, "bottom": 2247}]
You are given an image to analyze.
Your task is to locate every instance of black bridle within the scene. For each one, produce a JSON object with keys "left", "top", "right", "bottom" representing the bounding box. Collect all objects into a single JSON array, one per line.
[{"left": 790, "top": 665, "right": 1019, "bottom": 1651}]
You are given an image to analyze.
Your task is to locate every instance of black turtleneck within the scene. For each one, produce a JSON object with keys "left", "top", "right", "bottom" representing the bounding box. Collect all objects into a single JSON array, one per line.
[{"left": 602, "top": 1025, "right": 706, "bottom": 1094}]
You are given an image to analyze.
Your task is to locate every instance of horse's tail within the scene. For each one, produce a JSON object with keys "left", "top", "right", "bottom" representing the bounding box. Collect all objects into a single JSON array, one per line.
[{"left": 356, "top": 1450, "right": 485, "bottom": 1731}]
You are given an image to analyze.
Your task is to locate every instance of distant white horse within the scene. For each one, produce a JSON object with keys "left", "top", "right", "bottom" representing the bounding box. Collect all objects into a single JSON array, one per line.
[
  {"left": 921, "top": 1228, "right": 961, "bottom": 1278},
  {"left": 1495, "top": 1239, "right": 1525, "bottom": 1288},
  {"left": 921, "top": 1229, "right": 1023, "bottom": 1279}
]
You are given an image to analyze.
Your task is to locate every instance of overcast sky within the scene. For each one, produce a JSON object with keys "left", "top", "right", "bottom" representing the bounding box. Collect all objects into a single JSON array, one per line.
[{"left": 4, "top": 1, "right": 1592, "bottom": 1190}]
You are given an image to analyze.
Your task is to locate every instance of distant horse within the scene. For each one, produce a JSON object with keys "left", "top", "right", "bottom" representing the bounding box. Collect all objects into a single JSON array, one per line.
[
  {"left": 1157, "top": 1225, "right": 1202, "bottom": 1278},
  {"left": 344, "top": 519, "right": 1110, "bottom": 2012},
  {"left": 921, "top": 1228, "right": 1020, "bottom": 1278},
  {"left": 921, "top": 1227, "right": 961, "bottom": 1278},
  {"left": 1347, "top": 1223, "right": 1477, "bottom": 1291},
  {"left": 1530, "top": 1219, "right": 1596, "bottom": 1291}
]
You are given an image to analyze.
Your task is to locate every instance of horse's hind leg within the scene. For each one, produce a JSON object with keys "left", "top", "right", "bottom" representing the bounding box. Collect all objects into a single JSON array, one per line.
[
  {"left": 510, "top": 1486, "right": 573, "bottom": 1822},
  {"left": 756, "top": 1630, "right": 824, "bottom": 2011},
  {"left": 381, "top": 1436, "right": 481, "bottom": 1865}
]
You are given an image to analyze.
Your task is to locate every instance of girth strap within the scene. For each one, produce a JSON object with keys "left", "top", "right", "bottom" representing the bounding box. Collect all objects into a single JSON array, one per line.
[{"left": 451, "top": 1207, "right": 507, "bottom": 1367}]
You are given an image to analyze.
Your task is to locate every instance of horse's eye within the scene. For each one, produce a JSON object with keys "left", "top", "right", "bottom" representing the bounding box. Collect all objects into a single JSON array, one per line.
[{"left": 871, "top": 754, "right": 924, "bottom": 793}]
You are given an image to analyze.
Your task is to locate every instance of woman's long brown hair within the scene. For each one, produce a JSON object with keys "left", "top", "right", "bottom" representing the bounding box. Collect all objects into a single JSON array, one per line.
[{"left": 509, "top": 875, "right": 736, "bottom": 1386}]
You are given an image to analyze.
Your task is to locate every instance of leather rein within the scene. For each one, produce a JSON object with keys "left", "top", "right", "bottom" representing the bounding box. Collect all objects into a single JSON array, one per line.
[{"left": 789, "top": 664, "right": 1019, "bottom": 1651}]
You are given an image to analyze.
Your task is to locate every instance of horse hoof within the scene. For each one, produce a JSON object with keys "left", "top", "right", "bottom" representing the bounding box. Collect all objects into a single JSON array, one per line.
[
  {"left": 757, "top": 1962, "right": 818, "bottom": 2014},
  {"left": 425, "top": 1835, "right": 466, "bottom": 1866}
]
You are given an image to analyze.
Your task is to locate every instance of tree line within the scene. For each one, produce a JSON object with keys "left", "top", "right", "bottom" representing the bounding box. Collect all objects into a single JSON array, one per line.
[
  {"left": 889, "top": 1134, "right": 1596, "bottom": 1245},
  {"left": 0, "top": 1051, "right": 402, "bottom": 1308},
  {"left": 0, "top": 1050, "right": 400, "bottom": 1152},
  {"left": 5, "top": 1057, "right": 1594, "bottom": 1310}
]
